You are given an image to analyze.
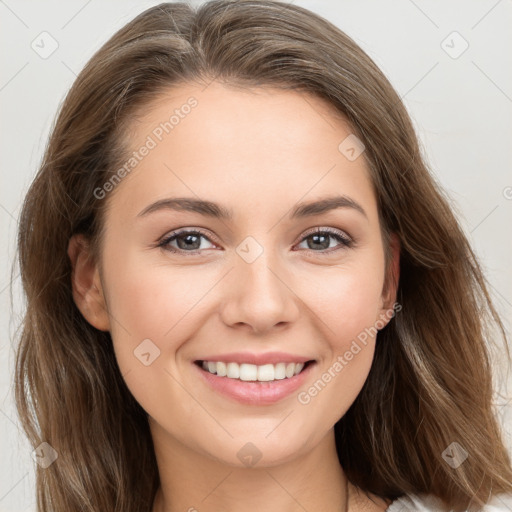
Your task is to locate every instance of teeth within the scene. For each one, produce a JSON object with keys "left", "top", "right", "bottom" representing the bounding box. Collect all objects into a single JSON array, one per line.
[
  {"left": 216, "top": 361, "right": 227, "bottom": 377},
  {"left": 200, "top": 361, "right": 306, "bottom": 381},
  {"left": 227, "top": 362, "right": 240, "bottom": 379}
]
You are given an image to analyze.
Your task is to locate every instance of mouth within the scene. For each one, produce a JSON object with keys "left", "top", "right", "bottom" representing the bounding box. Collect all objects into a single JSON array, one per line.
[
  {"left": 194, "top": 359, "right": 315, "bottom": 382},
  {"left": 192, "top": 359, "right": 317, "bottom": 405}
]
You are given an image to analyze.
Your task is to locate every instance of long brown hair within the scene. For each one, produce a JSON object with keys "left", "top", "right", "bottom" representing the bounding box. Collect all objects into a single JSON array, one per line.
[{"left": 14, "top": 1, "right": 512, "bottom": 511}]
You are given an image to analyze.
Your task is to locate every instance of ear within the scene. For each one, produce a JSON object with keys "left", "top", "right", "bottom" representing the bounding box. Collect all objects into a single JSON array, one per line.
[
  {"left": 380, "top": 232, "right": 400, "bottom": 316},
  {"left": 67, "top": 234, "right": 110, "bottom": 331}
]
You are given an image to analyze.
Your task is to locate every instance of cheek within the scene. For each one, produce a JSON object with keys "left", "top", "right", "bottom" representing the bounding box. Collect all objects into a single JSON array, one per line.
[
  {"left": 301, "top": 256, "right": 385, "bottom": 347},
  {"left": 101, "top": 252, "right": 216, "bottom": 422},
  {"left": 293, "top": 259, "right": 384, "bottom": 416},
  {"left": 101, "top": 246, "right": 224, "bottom": 372}
]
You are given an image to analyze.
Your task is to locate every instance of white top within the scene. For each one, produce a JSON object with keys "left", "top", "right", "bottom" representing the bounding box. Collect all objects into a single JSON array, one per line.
[{"left": 385, "top": 492, "right": 512, "bottom": 511}]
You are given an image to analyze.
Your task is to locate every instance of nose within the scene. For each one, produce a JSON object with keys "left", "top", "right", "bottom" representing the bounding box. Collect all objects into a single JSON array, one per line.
[{"left": 219, "top": 247, "right": 300, "bottom": 334}]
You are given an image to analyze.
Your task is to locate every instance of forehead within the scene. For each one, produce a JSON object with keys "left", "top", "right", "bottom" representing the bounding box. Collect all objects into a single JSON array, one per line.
[{"left": 107, "top": 81, "right": 377, "bottom": 222}]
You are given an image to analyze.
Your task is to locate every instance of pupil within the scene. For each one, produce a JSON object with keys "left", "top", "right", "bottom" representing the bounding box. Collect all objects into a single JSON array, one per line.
[
  {"left": 309, "top": 233, "right": 329, "bottom": 250},
  {"left": 178, "top": 234, "right": 200, "bottom": 250}
]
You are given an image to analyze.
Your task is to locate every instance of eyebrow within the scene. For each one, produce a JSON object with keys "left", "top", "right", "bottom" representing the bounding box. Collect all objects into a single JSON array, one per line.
[{"left": 137, "top": 195, "right": 367, "bottom": 220}]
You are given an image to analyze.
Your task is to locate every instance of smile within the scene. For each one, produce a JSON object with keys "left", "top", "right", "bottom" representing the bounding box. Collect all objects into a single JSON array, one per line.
[
  {"left": 198, "top": 360, "right": 311, "bottom": 382},
  {"left": 193, "top": 359, "right": 316, "bottom": 405}
]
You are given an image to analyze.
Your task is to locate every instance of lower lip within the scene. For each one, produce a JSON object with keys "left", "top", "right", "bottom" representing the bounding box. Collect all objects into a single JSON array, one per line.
[{"left": 193, "top": 361, "right": 316, "bottom": 405}]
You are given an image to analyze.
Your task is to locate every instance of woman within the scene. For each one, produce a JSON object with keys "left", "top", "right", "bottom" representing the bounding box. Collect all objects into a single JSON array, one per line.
[{"left": 14, "top": 1, "right": 512, "bottom": 511}]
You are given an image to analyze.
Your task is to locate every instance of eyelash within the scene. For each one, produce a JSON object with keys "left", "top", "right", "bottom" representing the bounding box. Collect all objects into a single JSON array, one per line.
[{"left": 157, "top": 227, "right": 354, "bottom": 257}]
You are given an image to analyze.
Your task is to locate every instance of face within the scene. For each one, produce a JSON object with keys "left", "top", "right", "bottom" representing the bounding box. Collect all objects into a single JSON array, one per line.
[{"left": 70, "top": 81, "right": 398, "bottom": 468}]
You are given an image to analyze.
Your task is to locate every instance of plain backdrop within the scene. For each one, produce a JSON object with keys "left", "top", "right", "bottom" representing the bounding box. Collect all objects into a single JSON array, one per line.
[{"left": 1, "top": 1, "right": 511, "bottom": 510}]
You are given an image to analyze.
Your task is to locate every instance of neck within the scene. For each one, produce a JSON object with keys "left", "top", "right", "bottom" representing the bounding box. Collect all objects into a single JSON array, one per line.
[{"left": 149, "top": 419, "right": 349, "bottom": 512}]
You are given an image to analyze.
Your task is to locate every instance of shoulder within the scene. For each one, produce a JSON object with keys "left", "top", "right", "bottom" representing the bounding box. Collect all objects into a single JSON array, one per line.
[
  {"left": 385, "top": 494, "right": 451, "bottom": 512},
  {"left": 385, "top": 492, "right": 512, "bottom": 512}
]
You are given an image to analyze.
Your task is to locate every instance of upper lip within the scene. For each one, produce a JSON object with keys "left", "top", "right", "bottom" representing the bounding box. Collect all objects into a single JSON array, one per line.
[{"left": 195, "top": 352, "right": 315, "bottom": 366}]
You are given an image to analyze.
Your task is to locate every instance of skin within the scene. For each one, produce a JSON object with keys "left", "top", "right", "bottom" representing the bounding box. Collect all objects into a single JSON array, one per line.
[{"left": 68, "top": 81, "right": 399, "bottom": 512}]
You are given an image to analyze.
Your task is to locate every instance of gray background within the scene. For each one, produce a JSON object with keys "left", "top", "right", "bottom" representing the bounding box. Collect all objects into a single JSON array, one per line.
[{"left": 1, "top": 0, "right": 511, "bottom": 510}]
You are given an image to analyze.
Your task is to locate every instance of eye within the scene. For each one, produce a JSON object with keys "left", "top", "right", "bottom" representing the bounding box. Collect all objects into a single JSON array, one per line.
[
  {"left": 294, "top": 227, "right": 353, "bottom": 255},
  {"left": 158, "top": 228, "right": 218, "bottom": 255},
  {"left": 157, "top": 226, "right": 354, "bottom": 257}
]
